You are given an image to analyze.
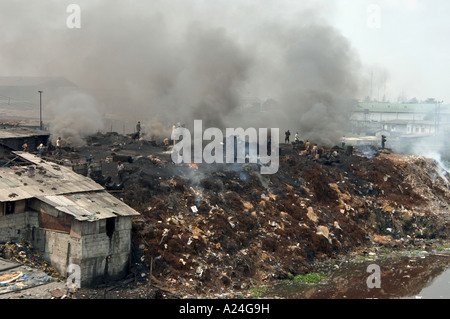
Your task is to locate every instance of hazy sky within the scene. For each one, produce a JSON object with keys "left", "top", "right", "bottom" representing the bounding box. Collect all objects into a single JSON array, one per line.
[
  {"left": 1, "top": 0, "right": 448, "bottom": 103},
  {"left": 227, "top": 0, "right": 450, "bottom": 103},
  {"left": 328, "top": 0, "right": 449, "bottom": 103}
]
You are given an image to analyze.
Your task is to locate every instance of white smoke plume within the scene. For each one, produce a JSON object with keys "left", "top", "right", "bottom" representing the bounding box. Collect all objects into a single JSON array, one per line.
[{"left": 47, "top": 91, "right": 104, "bottom": 147}]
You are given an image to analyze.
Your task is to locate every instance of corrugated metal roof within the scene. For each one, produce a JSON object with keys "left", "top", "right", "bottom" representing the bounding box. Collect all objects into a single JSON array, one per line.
[
  {"left": 0, "top": 128, "right": 50, "bottom": 139},
  {"left": 39, "top": 195, "right": 77, "bottom": 207},
  {"left": 0, "top": 187, "right": 33, "bottom": 202},
  {"left": 1, "top": 151, "right": 105, "bottom": 196},
  {"left": 37, "top": 192, "right": 139, "bottom": 221}
]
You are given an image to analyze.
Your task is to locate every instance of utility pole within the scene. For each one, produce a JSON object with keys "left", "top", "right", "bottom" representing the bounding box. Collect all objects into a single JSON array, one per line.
[{"left": 38, "top": 90, "right": 43, "bottom": 130}]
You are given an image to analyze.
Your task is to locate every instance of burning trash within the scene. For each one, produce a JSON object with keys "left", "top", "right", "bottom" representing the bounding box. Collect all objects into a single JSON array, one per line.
[{"left": 9, "top": 130, "right": 448, "bottom": 299}]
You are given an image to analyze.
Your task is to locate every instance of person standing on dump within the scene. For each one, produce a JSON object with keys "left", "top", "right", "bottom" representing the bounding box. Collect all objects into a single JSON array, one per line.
[
  {"left": 37, "top": 143, "right": 45, "bottom": 158},
  {"left": 117, "top": 161, "right": 125, "bottom": 182},
  {"left": 285, "top": 130, "right": 291, "bottom": 144},
  {"left": 55, "top": 137, "right": 62, "bottom": 156},
  {"left": 136, "top": 121, "right": 141, "bottom": 139}
]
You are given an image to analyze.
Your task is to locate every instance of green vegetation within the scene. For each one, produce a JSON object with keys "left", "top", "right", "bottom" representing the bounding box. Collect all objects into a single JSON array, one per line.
[
  {"left": 248, "top": 286, "right": 269, "bottom": 298},
  {"left": 378, "top": 247, "right": 393, "bottom": 255},
  {"left": 293, "top": 272, "right": 327, "bottom": 283},
  {"left": 436, "top": 244, "right": 450, "bottom": 252}
]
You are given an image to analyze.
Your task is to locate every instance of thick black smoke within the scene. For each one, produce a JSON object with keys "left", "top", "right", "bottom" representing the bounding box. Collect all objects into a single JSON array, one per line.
[{"left": 0, "top": 0, "right": 363, "bottom": 146}]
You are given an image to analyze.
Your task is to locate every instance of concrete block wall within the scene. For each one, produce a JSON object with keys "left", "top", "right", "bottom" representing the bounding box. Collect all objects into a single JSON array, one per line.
[
  {"left": 82, "top": 232, "right": 111, "bottom": 257},
  {"left": 79, "top": 256, "right": 107, "bottom": 286},
  {"left": 35, "top": 229, "right": 82, "bottom": 277},
  {"left": 79, "top": 216, "right": 133, "bottom": 286},
  {"left": 1, "top": 207, "right": 134, "bottom": 287},
  {"left": 0, "top": 213, "right": 25, "bottom": 242},
  {"left": 0, "top": 211, "right": 39, "bottom": 242},
  {"left": 110, "top": 217, "right": 132, "bottom": 254}
]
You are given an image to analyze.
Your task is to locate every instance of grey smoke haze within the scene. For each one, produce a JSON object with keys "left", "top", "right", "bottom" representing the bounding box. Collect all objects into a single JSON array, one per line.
[
  {"left": 47, "top": 90, "right": 104, "bottom": 147},
  {"left": 224, "top": 18, "right": 362, "bottom": 145},
  {"left": 0, "top": 0, "right": 363, "bottom": 146}
]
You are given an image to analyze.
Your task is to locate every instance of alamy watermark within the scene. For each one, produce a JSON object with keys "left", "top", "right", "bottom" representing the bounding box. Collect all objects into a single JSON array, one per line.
[
  {"left": 366, "top": 264, "right": 381, "bottom": 288},
  {"left": 171, "top": 120, "right": 279, "bottom": 174},
  {"left": 66, "top": 4, "right": 81, "bottom": 29},
  {"left": 367, "top": 4, "right": 381, "bottom": 29},
  {"left": 67, "top": 263, "right": 81, "bottom": 289}
]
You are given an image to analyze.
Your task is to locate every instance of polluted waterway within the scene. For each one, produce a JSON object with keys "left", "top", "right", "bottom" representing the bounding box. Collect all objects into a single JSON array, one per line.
[{"left": 263, "top": 251, "right": 450, "bottom": 299}]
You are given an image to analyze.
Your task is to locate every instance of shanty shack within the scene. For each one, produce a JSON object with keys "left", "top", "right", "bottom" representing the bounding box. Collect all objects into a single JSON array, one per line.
[{"left": 0, "top": 151, "right": 139, "bottom": 287}]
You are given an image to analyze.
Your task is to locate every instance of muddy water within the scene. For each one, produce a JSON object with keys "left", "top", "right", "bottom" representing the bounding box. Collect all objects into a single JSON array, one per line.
[
  {"left": 404, "top": 266, "right": 450, "bottom": 299},
  {"left": 266, "top": 253, "right": 449, "bottom": 299}
]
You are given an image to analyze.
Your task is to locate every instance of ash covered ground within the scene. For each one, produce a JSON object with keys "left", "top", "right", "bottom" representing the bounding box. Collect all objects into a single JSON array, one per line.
[{"left": 42, "top": 132, "right": 450, "bottom": 298}]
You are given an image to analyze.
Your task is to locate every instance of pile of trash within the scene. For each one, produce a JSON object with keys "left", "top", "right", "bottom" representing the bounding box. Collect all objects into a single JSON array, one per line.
[
  {"left": 119, "top": 145, "right": 449, "bottom": 296},
  {"left": 0, "top": 242, "right": 62, "bottom": 296},
  {"left": 0, "top": 242, "right": 62, "bottom": 279},
  {"left": 47, "top": 133, "right": 449, "bottom": 297},
  {"left": 0, "top": 268, "right": 55, "bottom": 295}
]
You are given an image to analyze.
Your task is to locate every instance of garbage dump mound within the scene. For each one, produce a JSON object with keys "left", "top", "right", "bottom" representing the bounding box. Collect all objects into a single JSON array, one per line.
[{"left": 41, "top": 133, "right": 450, "bottom": 297}]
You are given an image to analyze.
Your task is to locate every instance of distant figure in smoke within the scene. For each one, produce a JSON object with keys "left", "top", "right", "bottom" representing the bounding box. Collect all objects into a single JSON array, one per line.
[
  {"left": 285, "top": 130, "right": 291, "bottom": 144},
  {"left": 135, "top": 121, "right": 141, "bottom": 139},
  {"left": 117, "top": 161, "right": 125, "bottom": 182},
  {"left": 37, "top": 143, "right": 45, "bottom": 158},
  {"left": 87, "top": 164, "right": 93, "bottom": 178},
  {"left": 305, "top": 140, "right": 311, "bottom": 152},
  {"left": 55, "top": 137, "right": 62, "bottom": 156},
  {"left": 318, "top": 146, "right": 325, "bottom": 158},
  {"left": 172, "top": 124, "right": 177, "bottom": 145},
  {"left": 341, "top": 136, "right": 346, "bottom": 149},
  {"left": 381, "top": 135, "right": 387, "bottom": 149},
  {"left": 312, "top": 144, "right": 318, "bottom": 156},
  {"left": 295, "top": 132, "right": 299, "bottom": 143}
]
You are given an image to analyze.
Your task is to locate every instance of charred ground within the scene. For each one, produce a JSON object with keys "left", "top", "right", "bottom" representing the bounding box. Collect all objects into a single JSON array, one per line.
[{"left": 46, "top": 132, "right": 449, "bottom": 298}]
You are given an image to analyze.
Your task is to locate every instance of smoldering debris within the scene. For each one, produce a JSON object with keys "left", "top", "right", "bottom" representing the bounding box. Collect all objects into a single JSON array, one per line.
[
  {"left": 48, "top": 134, "right": 449, "bottom": 297},
  {"left": 3, "top": 1, "right": 449, "bottom": 299}
]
